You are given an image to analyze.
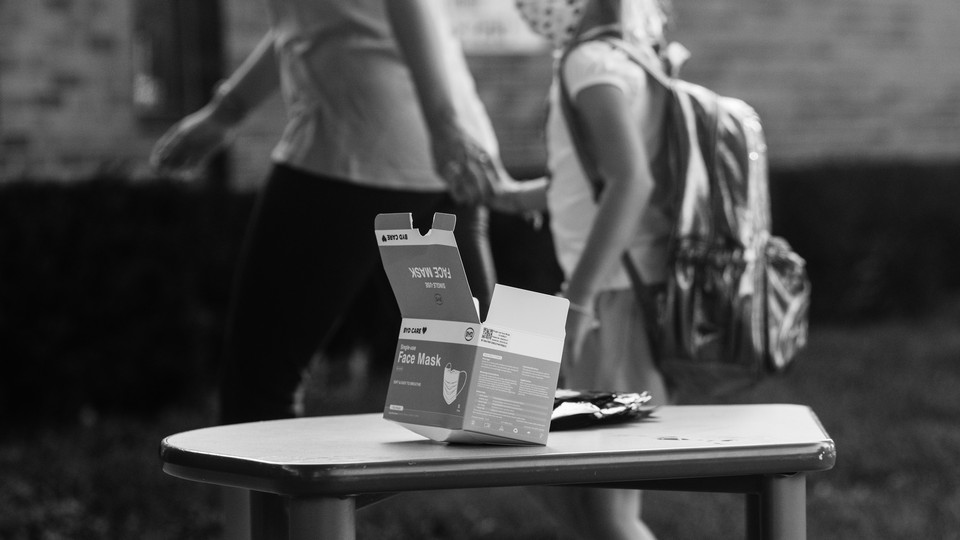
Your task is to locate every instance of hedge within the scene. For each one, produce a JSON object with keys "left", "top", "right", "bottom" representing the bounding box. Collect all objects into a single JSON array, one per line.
[{"left": 2, "top": 163, "right": 958, "bottom": 423}]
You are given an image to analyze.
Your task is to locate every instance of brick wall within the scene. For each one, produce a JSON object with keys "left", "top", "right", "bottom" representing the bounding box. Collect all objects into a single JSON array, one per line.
[
  {"left": 668, "top": 0, "right": 960, "bottom": 166},
  {"left": 218, "top": 0, "right": 285, "bottom": 190},
  {"left": 0, "top": 0, "right": 149, "bottom": 180},
  {"left": 2, "top": 0, "right": 958, "bottom": 186}
]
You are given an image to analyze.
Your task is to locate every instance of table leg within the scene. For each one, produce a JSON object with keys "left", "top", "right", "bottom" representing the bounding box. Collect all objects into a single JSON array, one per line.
[
  {"left": 747, "top": 473, "right": 807, "bottom": 540},
  {"left": 222, "top": 487, "right": 252, "bottom": 540},
  {"left": 288, "top": 496, "right": 357, "bottom": 540},
  {"left": 249, "top": 491, "right": 288, "bottom": 540},
  {"left": 223, "top": 489, "right": 356, "bottom": 540}
]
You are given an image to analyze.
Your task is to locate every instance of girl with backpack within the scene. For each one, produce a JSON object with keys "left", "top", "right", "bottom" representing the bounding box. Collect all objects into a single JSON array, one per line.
[{"left": 494, "top": 0, "right": 676, "bottom": 537}]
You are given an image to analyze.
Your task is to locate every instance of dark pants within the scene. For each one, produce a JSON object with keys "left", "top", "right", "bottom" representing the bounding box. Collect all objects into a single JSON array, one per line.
[{"left": 218, "top": 164, "right": 496, "bottom": 424}]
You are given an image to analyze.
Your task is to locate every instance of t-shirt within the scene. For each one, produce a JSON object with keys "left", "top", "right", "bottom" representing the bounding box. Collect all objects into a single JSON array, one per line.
[
  {"left": 264, "top": 0, "right": 499, "bottom": 191},
  {"left": 546, "top": 39, "right": 672, "bottom": 290}
]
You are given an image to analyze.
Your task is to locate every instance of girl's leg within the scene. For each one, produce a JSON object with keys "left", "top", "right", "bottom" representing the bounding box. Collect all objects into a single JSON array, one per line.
[
  {"left": 526, "top": 486, "right": 655, "bottom": 540},
  {"left": 590, "top": 290, "right": 668, "bottom": 403},
  {"left": 529, "top": 290, "right": 665, "bottom": 539}
]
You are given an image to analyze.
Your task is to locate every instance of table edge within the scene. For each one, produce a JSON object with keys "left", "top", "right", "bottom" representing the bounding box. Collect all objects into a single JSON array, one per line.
[{"left": 161, "top": 438, "right": 836, "bottom": 497}]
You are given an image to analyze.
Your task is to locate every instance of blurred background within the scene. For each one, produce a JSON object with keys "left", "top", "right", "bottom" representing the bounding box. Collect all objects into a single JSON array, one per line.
[{"left": 1, "top": 0, "right": 959, "bottom": 538}]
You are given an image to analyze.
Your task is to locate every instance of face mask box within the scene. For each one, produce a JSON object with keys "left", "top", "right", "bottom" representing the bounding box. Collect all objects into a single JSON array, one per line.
[{"left": 375, "top": 212, "right": 568, "bottom": 445}]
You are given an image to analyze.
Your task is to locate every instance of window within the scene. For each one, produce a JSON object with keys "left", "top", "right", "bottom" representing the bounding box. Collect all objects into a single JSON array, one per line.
[{"left": 132, "top": 0, "right": 224, "bottom": 122}]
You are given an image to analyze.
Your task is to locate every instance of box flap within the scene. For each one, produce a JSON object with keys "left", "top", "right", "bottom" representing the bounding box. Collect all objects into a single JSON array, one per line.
[
  {"left": 485, "top": 284, "right": 569, "bottom": 339},
  {"left": 376, "top": 213, "right": 480, "bottom": 323}
]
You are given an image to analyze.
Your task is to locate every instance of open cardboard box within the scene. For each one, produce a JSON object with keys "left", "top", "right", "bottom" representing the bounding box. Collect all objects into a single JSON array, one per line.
[{"left": 375, "top": 212, "right": 568, "bottom": 445}]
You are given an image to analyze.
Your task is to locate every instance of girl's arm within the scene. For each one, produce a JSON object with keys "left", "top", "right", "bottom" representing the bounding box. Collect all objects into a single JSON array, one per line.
[
  {"left": 564, "top": 82, "right": 656, "bottom": 311},
  {"left": 487, "top": 176, "right": 549, "bottom": 214}
]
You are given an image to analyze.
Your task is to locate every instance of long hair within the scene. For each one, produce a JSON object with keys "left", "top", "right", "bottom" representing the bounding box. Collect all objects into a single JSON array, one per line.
[{"left": 621, "top": 0, "right": 673, "bottom": 47}]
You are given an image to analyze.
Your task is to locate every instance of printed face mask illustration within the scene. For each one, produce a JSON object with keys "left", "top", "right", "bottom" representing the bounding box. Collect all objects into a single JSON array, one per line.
[{"left": 442, "top": 363, "right": 468, "bottom": 405}]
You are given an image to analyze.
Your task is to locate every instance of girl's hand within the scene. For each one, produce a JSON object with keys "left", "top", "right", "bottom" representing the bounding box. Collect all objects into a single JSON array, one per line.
[
  {"left": 560, "top": 302, "right": 597, "bottom": 377},
  {"left": 487, "top": 176, "right": 549, "bottom": 215}
]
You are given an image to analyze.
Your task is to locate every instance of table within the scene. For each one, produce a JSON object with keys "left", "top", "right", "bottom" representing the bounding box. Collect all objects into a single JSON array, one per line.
[{"left": 160, "top": 404, "right": 835, "bottom": 540}]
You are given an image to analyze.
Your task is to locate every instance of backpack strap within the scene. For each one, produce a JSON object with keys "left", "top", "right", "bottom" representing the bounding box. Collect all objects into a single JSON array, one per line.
[{"left": 557, "top": 39, "right": 608, "bottom": 200}]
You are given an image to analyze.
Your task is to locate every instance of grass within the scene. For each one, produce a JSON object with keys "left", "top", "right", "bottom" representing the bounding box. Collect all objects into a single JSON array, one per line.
[{"left": 3, "top": 301, "right": 960, "bottom": 539}]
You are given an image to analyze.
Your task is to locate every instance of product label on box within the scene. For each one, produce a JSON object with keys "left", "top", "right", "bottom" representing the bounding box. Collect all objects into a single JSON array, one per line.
[
  {"left": 384, "top": 318, "right": 481, "bottom": 428},
  {"left": 461, "top": 349, "right": 561, "bottom": 443}
]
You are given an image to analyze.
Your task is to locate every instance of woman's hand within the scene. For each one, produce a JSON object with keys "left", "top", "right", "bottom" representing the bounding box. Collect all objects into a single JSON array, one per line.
[
  {"left": 432, "top": 123, "right": 505, "bottom": 205},
  {"left": 150, "top": 106, "right": 231, "bottom": 176}
]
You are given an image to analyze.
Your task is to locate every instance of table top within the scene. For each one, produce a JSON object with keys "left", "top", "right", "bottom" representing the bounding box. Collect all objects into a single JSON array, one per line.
[{"left": 161, "top": 404, "right": 835, "bottom": 497}]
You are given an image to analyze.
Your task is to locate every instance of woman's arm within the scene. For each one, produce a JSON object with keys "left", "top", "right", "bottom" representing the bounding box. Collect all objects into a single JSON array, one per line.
[
  {"left": 207, "top": 31, "right": 281, "bottom": 126},
  {"left": 383, "top": 1, "right": 456, "bottom": 137},
  {"left": 151, "top": 31, "right": 280, "bottom": 172},
  {"left": 384, "top": 0, "right": 503, "bottom": 203}
]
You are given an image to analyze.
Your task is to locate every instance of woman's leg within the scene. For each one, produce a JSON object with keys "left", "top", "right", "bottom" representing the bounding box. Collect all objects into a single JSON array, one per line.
[
  {"left": 218, "top": 166, "right": 444, "bottom": 424},
  {"left": 431, "top": 200, "right": 496, "bottom": 320}
]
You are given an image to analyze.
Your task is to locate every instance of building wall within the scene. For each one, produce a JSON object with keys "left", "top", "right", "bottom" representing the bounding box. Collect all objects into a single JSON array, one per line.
[
  {"left": 668, "top": 0, "right": 960, "bottom": 166},
  {"left": 0, "top": 0, "right": 148, "bottom": 181},
  {"left": 2, "top": 0, "right": 959, "bottom": 187},
  {"left": 218, "top": 0, "right": 284, "bottom": 191}
]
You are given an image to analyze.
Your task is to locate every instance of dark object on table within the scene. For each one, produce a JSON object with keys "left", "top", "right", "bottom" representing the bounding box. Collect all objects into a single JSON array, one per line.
[{"left": 551, "top": 389, "right": 656, "bottom": 431}]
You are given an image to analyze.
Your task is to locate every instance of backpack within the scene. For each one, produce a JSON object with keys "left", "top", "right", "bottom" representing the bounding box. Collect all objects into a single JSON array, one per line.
[{"left": 559, "top": 36, "right": 811, "bottom": 398}]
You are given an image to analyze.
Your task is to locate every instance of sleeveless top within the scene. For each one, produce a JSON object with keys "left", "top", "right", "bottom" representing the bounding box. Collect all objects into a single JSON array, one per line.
[{"left": 264, "top": 0, "right": 499, "bottom": 191}]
